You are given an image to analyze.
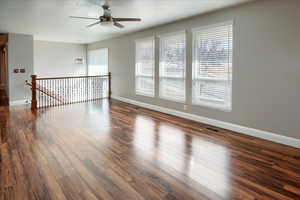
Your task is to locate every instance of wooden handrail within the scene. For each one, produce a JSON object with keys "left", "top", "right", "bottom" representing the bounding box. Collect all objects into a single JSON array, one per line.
[{"left": 36, "top": 74, "right": 109, "bottom": 80}]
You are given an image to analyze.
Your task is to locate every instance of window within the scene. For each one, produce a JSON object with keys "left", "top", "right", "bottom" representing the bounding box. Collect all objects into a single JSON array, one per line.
[
  {"left": 88, "top": 48, "right": 108, "bottom": 76},
  {"left": 159, "top": 31, "right": 186, "bottom": 102},
  {"left": 135, "top": 37, "right": 155, "bottom": 97},
  {"left": 192, "top": 22, "right": 233, "bottom": 111},
  {"left": 88, "top": 48, "right": 109, "bottom": 98}
]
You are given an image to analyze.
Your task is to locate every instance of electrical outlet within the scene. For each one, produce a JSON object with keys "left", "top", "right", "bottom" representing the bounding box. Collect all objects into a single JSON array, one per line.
[{"left": 183, "top": 105, "right": 187, "bottom": 110}]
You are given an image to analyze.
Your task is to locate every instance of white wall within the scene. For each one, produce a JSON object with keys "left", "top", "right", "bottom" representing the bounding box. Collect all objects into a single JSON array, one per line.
[
  {"left": 34, "top": 41, "right": 87, "bottom": 77},
  {"left": 88, "top": 0, "right": 300, "bottom": 141},
  {"left": 8, "top": 33, "right": 34, "bottom": 102}
]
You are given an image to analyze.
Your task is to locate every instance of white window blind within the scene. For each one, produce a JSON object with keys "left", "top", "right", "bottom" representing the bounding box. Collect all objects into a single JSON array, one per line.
[
  {"left": 192, "top": 22, "right": 233, "bottom": 110},
  {"left": 135, "top": 37, "right": 155, "bottom": 97},
  {"left": 159, "top": 31, "right": 186, "bottom": 102}
]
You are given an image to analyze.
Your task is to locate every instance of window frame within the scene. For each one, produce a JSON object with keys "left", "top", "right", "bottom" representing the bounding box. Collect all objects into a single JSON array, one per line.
[
  {"left": 158, "top": 30, "right": 187, "bottom": 103},
  {"left": 135, "top": 36, "right": 156, "bottom": 97},
  {"left": 192, "top": 21, "right": 234, "bottom": 111}
]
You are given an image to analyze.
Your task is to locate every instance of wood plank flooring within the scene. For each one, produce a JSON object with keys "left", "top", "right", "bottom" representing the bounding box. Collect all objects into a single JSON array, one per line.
[{"left": 0, "top": 99, "right": 300, "bottom": 200}]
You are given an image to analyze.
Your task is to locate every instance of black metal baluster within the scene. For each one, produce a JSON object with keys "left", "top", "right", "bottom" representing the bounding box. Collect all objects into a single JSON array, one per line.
[
  {"left": 37, "top": 80, "right": 39, "bottom": 108},
  {"left": 67, "top": 78, "right": 69, "bottom": 104},
  {"left": 82, "top": 77, "right": 84, "bottom": 102},
  {"left": 92, "top": 77, "right": 94, "bottom": 101},
  {"left": 47, "top": 80, "right": 49, "bottom": 107},
  {"left": 73, "top": 78, "right": 75, "bottom": 103},
  {"left": 42, "top": 80, "right": 44, "bottom": 108},
  {"left": 60, "top": 79, "right": 62, "bottom": 106},
  {"left": 72, "top": 78, "right": 74, "bottom": 103},
  {"left": 68, "top": 78, "right": 71, "bottom": 104},
  {"left": 95, "top": 77, "right": 97, "bottom": 100},
  {"left": 61, "top": 78, "right": 63, "bottom": 105},
  {"left": 40, "top": 80, "right": 44, "bottom": 108},
  {"left": 93, "top": 77, "right": 95, "bottom": 101},
  {"left": 57, "top": 79, "right": 59, "bottom": 106},
  {"left": 100, "top": 77, "right": 102, "bottom": 99},
  {"left": 54, "top": 79, "right": 56, "bottom": 107},
  {"left": 78, "top": 78, "right": 80, "bottom": 102},
  {"left": 50, "top": 79, "right": 52, "bottom": 107},
  {"left": 45, "top": 80, "right": 47, "bottom": 107},
  {"left": 86, "top": 77, "right": 88, "bottom": 102},
  {"left": 98, "top": 77, "right": 101, "bottom": 99},
  {"left": 59, "top": 79, "right": 60, "bottom": 106},
  {"left": 80, "top": 77, "right": 83, "bottom": 102},
  {"left": 83, "top": 77, "right": 89, "bottom": 102},
  {"left": 99, "top": 77, "right": 101, "bottom": 99},
  {"left": 86, "top": 77, "right": 88, "bottom": 101},
  {"left": 52, "top": 79, "right": 54, "bottom": 107},
  {"left": 76, "top": 78, "right": 78, "bottom": 103},
  {"left": 64, "top": 78, "right": 67, "bottom": 105},
  {"left": 43, "top": 80, "right": 45, "bottom": 108},
  {"left": 89, "top": 77, "right": 91, "bottom": 101},
  {"left": 43, "top": 80, "right": 51, "bottom": 107},
  {"left": 56, "top": 79, "right": 58, "bottom": 107}
]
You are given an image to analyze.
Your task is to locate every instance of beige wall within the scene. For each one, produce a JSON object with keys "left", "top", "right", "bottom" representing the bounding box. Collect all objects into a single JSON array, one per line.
[
  {"left": 8, "top": 33, "right": 34, "bottom": 102},
  {"left": 88, "top": 0, "right": 300, "bottom": 140},
  {"left": 34, "top": 41, "right": 87, "bottom": 77}
]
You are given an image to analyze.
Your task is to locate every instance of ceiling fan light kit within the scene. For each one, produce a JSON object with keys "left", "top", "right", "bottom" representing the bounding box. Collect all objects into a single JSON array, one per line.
[{"left": 70, "top": 0, "right": 142, "bottom": 29}]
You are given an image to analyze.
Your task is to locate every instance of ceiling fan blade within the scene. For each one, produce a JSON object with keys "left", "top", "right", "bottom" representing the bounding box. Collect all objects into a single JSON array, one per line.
[
  {"left": 114, "top": 22, "right": 125, "bottom": 29},
  {"left": 70, "top": 16, "right": 99, "bottom": 20},
  {"left": 86, "top": 21, "right": 101, "bottom": 28},
  {"left": 113, "top": 18, "right": 141, "bottom": 22}
]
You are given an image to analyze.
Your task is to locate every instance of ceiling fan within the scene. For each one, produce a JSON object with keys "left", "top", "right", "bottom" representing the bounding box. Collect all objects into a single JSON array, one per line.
[{"left": 70, "top": 1, "right": 141, "bottom": 28}]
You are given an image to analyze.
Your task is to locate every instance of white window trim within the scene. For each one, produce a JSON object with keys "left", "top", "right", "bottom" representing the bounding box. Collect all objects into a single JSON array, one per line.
[
  {"left": 192, "top": 21, "right": 234, "bottom": 112},
  {"left": 135, "top": 37, "right": 156, "bottom": 97},
  {"left": 157, "top": 30, "right": 187, "bottom": 39},
  {"left": 135, "top": 36, "right": 155, "bottom": 43},
  {"left": 191, "top": 21, "right": 234, "bottom": 33}
]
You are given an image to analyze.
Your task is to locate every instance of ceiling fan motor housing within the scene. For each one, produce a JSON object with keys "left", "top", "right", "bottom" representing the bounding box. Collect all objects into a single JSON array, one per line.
[{"left": 70, "top": 1, "right": 141, "bottom": 28}]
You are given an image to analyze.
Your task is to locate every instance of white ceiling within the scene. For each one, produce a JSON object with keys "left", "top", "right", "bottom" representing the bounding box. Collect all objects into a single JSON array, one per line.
[{"left": 0, "top": 0, "right": 252, "bottom": 44}]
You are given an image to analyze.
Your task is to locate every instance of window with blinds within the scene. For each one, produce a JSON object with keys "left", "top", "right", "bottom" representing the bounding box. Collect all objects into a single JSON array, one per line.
[
  {"left": 192, "top": 22, "right": 233, "bottom": 110},
  {"left": 159, "top": 31, "right": 186, "bottom": 102},
  {"left": 135, "top": 37, "right": 155, "bottom": 97}
]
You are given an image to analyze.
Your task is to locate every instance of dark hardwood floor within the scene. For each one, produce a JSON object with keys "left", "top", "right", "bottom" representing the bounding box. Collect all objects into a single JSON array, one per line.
[{"left": 0, "top": 99, "right": 300, "bottom": 200}]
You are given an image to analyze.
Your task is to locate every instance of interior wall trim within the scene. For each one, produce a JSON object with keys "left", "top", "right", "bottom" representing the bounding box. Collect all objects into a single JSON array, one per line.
[{"left": 112, "top": 95, "right": 300, "bottom": 149}]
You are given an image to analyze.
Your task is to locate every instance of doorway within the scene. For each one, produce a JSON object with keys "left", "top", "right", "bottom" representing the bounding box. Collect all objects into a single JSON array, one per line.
[{"left": 0, "top": 34, "right": 8, "bottom": 106}]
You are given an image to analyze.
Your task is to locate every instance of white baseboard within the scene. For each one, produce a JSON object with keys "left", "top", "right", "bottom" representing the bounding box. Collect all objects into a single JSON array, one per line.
[
  {"left": 112, "top": 95, "right": 300, "bottom": 149},
  {"left": 9, "top": 99, "right": 30, "bottom": 106}
]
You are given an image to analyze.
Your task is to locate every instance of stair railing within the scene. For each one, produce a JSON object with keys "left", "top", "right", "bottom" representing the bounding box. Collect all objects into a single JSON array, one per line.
[{"left": 27, "top": 73, "right": 111, "bottom": 110}]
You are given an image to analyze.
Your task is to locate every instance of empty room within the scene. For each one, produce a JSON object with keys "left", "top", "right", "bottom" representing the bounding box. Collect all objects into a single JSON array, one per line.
[{"left": 0, "top": 0, "right": 300, "bottom": 199}]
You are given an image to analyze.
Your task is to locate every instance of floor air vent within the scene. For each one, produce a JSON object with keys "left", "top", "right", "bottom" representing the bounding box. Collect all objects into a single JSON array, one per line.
[{"left": 206, "top": 127, "right": 219, "bottom": 132}]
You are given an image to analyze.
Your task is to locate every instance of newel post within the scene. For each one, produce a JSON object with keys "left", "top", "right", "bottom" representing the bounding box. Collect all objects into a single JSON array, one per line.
[
  {"left": 31, "top": 75, "right": 37, "bottom": 110},
  {"left": 108, "top": 72, "right": 112, "bottom": 99}
]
